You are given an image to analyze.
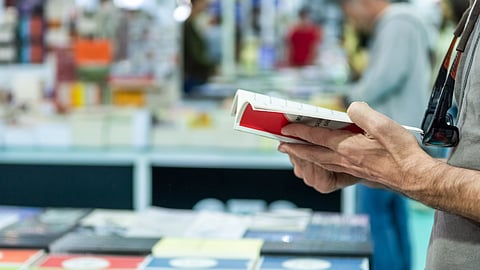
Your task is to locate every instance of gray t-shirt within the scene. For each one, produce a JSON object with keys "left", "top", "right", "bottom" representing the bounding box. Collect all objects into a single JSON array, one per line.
[
  {"left": 347, "top": 3, "right": 433, "bottom": 127},
  {"left": 425, "top": 14, "right": 480, "bottom": 270}
]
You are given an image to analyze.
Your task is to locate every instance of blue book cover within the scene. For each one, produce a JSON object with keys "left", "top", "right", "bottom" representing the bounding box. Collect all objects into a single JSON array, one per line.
[
  {"left": 257, "top": 256, "right": 369, "bottom": 270},
  {"left": 142, "top": 257, "right": 255, "bottom": 270}
]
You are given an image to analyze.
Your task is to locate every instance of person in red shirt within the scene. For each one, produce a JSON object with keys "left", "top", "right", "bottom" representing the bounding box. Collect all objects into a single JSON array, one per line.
[{"left": 285, "top": 7, "right": 322, "bottom": 67}]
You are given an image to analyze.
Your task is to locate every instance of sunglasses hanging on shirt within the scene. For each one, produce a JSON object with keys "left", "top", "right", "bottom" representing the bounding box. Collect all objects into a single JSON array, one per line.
[{"left": 421, "top": 0, "right": 480, "bottom": 147}]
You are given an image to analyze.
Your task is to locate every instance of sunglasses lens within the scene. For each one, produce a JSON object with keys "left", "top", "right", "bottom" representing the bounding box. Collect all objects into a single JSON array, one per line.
[{"left": 422, "top": 126, "right": 459, "bottom": 147}]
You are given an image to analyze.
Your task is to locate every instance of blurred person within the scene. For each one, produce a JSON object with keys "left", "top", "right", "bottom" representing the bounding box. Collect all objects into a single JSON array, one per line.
[
  {"left": 278, "top": 1, "right": 480, "bottom": 268},
  {"left": 284, "top": 7, "right": 323, "bottom": 67},
  {"left": 182, "top": 0, "right": 216, "bottom": 95},
  {"left": 339, "top": 0, "right": 437, "bottom": 269},
  {"left": 204, "top": 13, "right": 222, "bottom": 66}
]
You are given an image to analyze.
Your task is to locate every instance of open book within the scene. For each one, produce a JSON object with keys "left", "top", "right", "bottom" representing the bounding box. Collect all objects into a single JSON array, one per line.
[{"left": 231, "top": 89, "right": 423, "bottom": 143}]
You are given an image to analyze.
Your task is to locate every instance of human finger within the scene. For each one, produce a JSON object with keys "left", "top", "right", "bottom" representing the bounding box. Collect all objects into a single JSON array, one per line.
[
  {"left": 287, "top": 153, "right": 306, "bottom": 179},
  {"left": 281, "top": 124, "right": 356, "bottom": 150},
  {"left": 347, "top": 102, "right": 418, "bottom": 151},
  {"left": 279, "top": 142, "right": 385, "bottom": 183},
  {"left": 279, "top": 142, "right": 359, "bottom": 173},
  {"left": 279, "top": 142, "right": 334, "bottom": 165},
  {"left": 285, "top": 153, "right": 342, "bottom": 193}
]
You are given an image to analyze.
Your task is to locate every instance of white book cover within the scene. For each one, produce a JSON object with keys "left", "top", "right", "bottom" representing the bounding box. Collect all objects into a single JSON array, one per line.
[{"left": 231, "top": 89, "right": 423, "bottom": 143}]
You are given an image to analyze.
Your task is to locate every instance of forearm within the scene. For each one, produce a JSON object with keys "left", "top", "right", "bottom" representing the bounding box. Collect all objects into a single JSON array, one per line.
[{"left": 404, "top": 158, "right": 480, "bottom": 222}]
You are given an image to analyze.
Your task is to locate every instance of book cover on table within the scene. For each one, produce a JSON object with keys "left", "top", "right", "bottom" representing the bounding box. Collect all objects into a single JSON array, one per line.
[
  {"left": 256, "top": 256, "right": 369, "bottom": 270},
  {"left": 0, "top": 207, "right": 91, "bottom": 249},
  {"left": 141, "top": 256, "right": 255, "bottom": 270},
  {"left": 0, "top": 249, "right": 45, "bottom": 270},
  {"left": 48, "top": 232, "right": 159, "bottom": 255},
  {"left": 34, "top": 254, "right": 146, "bottom": 270}
]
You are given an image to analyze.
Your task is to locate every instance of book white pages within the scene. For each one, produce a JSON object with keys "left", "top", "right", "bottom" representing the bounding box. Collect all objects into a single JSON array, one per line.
[{"left": 231, "top": 89, "right": 423, "bottom": 143}]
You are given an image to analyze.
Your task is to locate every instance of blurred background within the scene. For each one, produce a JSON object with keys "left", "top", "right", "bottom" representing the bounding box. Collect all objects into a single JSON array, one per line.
[{"left": 0, "top": 0, "right": 460, "bottom": 269}]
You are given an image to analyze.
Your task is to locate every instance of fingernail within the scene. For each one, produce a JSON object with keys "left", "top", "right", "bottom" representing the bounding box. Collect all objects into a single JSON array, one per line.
[
  {"left": 281, "top": 127, "right": 289, "bottom": 136},
  {"left": 278, "top": 144, "right": 287, "bottom": 153}
]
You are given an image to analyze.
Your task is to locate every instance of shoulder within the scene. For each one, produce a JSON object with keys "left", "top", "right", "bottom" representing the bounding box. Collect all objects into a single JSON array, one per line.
[
  {"left": 376, "top": 4, "right": 434, "bottom": 43},
  {"left": 380, "top": 4, "right": 429, "bottom": 29}
]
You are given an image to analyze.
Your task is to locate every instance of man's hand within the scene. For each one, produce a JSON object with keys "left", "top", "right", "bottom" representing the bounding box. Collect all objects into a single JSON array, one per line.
[
  {"left": 278, "top": 102, "right": 435, "bottom": 193},
  {"left": 281, "top": 151, "right": 360, "bottom": 193}
]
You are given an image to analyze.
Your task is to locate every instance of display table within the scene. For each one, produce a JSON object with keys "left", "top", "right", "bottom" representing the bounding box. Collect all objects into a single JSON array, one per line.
[
  {"left": 0, "top": 206, "right": 372, "bottom": 269},
  {"left": 0, "top": 147, "right": 355, "bottom": 214}
]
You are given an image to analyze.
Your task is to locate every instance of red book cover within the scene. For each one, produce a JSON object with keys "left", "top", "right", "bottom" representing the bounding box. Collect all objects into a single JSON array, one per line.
[
  {"left": 231, "top": 89, "right": 422, "bottom": 143},
  {"left": 0, "top": 249, "right": 44, "bottom": 265},
  {"left": 36, "top": 255, "right": 146, "bottom": 270},
  {"left": 239, "top": 103, "right": 363, "bottom": 141}
]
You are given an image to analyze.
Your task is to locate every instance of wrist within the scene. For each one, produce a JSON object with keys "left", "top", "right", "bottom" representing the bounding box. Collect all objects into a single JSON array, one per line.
[{"left": 400, "top": 153, "right": 446, "bottom": 199}]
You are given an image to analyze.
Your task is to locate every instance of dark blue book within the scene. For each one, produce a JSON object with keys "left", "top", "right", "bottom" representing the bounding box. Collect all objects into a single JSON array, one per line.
[{"left": 257, "top": 256, "right": 369, "bottom": 270}]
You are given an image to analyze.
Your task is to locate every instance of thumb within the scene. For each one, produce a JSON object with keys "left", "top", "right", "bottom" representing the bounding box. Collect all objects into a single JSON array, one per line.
[{"left": 347, "top": 102, "right": 415, "bottom": 148}]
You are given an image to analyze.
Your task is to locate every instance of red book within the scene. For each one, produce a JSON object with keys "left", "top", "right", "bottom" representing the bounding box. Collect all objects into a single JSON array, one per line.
[
  {"left": 0, "top": 249, "right": 44, "bottom": 266},
  {"left": 36, "top": 255, "right": 146, "bottom": 270},
  {"left": 231, "top": 89, "right": 423, "bottom": 143}
]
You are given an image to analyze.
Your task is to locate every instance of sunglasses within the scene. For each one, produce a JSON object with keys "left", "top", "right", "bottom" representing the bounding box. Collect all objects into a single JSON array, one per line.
[{"left": 421, "top": 2, "right": 480, "bottom": 147}]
